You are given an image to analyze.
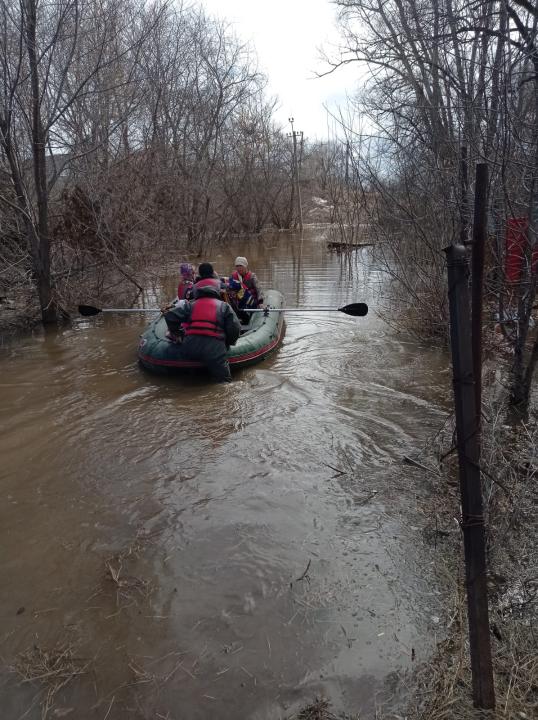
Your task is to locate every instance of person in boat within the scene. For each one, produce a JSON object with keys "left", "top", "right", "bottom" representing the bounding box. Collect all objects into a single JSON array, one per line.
[
  {"left": 161, "top": 263, "right": 225, "bottom": 316},
  {"left": 227, "top": 256, "right": 263, "bottom": 322},
  {"left": 192, "top": 266, "right": 229, "bottom": 301},
  {"left": 177, "top": 262, "right": 195, "bottom": 300},
  {"left": 164, "top": 262, "right": 241, "bottom": 383}
]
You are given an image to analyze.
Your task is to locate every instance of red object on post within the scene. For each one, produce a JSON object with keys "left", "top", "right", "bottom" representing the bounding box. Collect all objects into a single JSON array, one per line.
[{"left": 505, "top": 217, "right": 538, "bottom": 283}]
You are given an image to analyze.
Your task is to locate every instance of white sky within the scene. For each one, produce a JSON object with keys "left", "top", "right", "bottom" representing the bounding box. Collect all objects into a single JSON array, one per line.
[{"left": 201, "top": 0, "right": 363, "bottom": 140}]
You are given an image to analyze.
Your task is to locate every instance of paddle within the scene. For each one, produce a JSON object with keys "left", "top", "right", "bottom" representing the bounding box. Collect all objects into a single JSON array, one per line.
[
  {"left": 78, "top": 302, "right": 368, "bottom": 317},
  {"left": 78, "top": 305, "right": 161, "bottom": 316},
  {"left": 251, "top": 303, "right": 368, "bottom": 317}
]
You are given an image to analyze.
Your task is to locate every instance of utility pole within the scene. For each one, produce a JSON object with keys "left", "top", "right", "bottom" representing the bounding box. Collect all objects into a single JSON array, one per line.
[{"left": 288, "top": 117, "right": 304, "bottom": 232}]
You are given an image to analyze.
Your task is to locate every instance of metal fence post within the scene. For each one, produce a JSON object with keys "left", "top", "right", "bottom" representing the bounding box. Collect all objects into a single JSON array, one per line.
[{"left": 445, "top": 243, "right": 495, "bottom": 709}]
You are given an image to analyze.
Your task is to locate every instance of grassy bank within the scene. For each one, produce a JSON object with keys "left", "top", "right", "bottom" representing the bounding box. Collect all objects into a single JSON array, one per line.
[{"left": 406, "top": 387, "right": 537, "bottom": 720}]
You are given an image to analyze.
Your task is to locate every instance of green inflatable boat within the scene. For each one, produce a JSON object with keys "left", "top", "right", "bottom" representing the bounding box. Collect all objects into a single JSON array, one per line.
[{"left": 138, "top": 289, "right": 285, "bottom": 374}]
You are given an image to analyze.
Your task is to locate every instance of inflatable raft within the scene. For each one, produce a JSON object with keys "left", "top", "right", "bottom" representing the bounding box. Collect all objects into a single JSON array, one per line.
[{"left": 138, "top": 289, "right": 285, "bottom": 374}]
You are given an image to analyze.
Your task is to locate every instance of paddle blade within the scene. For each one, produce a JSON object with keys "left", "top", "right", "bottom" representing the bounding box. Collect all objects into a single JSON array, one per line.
[
  {"left": 338, "top": 302, "right": 368, "bottom": 317},
  {"left": 78, "top": 304, "right": 102, "bottom": 316}
]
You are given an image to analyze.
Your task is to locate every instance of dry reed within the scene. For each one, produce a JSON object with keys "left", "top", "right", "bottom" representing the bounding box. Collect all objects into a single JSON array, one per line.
[
  {"left": 11, "top": 641, "right": 89, "bottom": 720},
  {"left": 288, "top": 697, "right": 340, "bottom": 720}
]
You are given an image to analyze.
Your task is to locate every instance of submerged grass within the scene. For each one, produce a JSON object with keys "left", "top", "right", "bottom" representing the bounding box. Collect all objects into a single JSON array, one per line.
[
  {"left": 87, "top": 525, "right": 162, "bottom": 612},
  {"left": 11, "top": 640, "right": 90, "bottom": 719},
  {"left": 288, "top": 697, "right": 340, "bottom": 719}
]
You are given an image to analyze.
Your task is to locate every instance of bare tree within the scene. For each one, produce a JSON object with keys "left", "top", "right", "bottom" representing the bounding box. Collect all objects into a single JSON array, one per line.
[
  {"left": 0, "top": 0, "right": 300, "bottom": 324},
  {"left": 328, "top": 0, "right": 538, "bottom": 406},
  {"left": 0, "top": 0, "right": 160, "bottom": 322}
]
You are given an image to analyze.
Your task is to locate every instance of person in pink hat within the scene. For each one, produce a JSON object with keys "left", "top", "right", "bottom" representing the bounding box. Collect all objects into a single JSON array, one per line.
[{"left": 177, "top": 262, "right": 195, "bottom": 300}]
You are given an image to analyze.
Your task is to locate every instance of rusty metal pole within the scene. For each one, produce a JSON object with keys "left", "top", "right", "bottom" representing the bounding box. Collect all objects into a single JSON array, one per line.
[
  {"left": 445, "top": 244, "right": 495, "bottom": 709},
  {"left": 472, "top": 164, "right": 488, "bottom": 429}
]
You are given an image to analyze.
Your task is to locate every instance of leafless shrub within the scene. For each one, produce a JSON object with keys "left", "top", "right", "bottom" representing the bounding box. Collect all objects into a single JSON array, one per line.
[
  {"left": 0, "top": 0, "right": 298, "bottom": 326},
  {"left": 324, "top": 0, "right": 538, "bottom": 405}
]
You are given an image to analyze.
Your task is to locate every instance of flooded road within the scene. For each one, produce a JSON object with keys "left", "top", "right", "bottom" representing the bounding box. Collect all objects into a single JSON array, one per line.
[{"left": 0, "top": 229, "right": 451, "bottom": 719}]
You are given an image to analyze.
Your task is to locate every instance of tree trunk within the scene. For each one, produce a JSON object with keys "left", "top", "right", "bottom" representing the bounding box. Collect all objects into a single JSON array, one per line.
[
  {"left": 510, "top": 49, "right": 538, "bottom": 407},
  {"left": 25, "top": 0, "right": 56, "bottom": 324}
]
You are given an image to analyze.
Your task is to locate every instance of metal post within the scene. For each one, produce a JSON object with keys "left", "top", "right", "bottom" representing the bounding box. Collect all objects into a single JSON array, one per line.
[
  {"left": 471, "top": 164, "right": 488, "bottom": 429},
  {"left": 445, "top": 244, "right": 495, "bottom": 710}
]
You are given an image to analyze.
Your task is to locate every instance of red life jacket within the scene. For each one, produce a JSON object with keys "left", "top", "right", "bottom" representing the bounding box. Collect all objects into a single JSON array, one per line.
[
  {"left": 231, "top": 270, "right": 258, "bottom": 301},
  {"left": 184, "top": 297, "right": 225, "bottom": 339},
  {"left": 177, "top": 280, "right": 193, "bottom": 299},
  {"left": 194, "top": 277, "right": 221, "bottom": 291}
]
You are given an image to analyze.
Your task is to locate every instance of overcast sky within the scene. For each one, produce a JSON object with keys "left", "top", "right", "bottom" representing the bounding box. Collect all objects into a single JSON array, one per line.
[{"left": 201, "top": 0, "right": 362, "bottom": 140}]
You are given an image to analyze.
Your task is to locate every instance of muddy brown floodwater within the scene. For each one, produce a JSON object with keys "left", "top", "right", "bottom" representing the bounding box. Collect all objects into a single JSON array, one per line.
[{"left": 1, "top": 229, "right": 451, "bottom": 719}]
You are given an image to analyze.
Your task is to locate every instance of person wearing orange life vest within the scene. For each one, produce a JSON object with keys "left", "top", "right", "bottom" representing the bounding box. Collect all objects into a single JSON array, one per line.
[{"left": 164, "top": 263, "right": 240, "bottom": 382}]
